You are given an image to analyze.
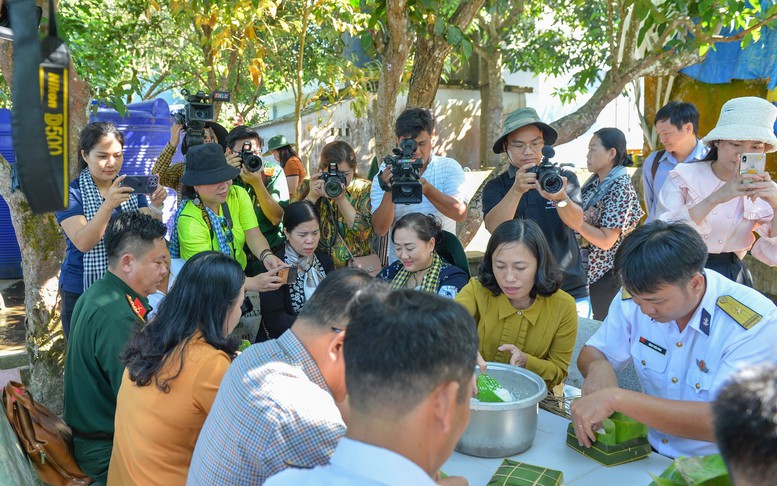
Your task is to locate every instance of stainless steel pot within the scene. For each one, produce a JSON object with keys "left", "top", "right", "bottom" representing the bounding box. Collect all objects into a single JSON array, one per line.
[{"left": 455, "top": 363, "right": 547, "bottom": 458}]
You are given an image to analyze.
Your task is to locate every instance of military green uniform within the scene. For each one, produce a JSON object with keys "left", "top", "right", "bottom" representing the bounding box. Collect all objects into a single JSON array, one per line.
[{"left": 63, "top": 271, "right": 149, "bottom": 484}]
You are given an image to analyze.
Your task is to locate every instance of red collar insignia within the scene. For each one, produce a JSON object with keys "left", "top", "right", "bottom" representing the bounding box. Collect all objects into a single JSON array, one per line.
[{"left": 126, "top": 294, "right": 147, "bottom": 320}]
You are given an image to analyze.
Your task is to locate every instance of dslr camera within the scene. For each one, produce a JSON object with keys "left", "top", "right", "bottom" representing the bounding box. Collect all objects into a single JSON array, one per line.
[
  {"left": 527, "top": 145, "right": 564, "bottom": 194},
  {"left": 238, "top": 141, "right": 263, "bottom": 172},
  {"left": 171, "top": 88, "right": 230, "bottom": 147},
  {"left": 319, "top": 162, "right": 347, "bottom": 198},
  {"left": 380, "top": 138, "right": 423, "bottom": 204}
]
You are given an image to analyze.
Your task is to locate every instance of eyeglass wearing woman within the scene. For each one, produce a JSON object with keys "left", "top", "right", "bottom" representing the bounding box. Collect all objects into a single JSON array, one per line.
[
  {"left": 55, "top": 122, "right": 167, "bottom": 339},
  {"left": 657, "top": 96, "right": 777, "bottom": 286},
  {"left": 108, "top": 252, "right": 245, "bottom": 485},
  {"left": 455, "top": 219, "right": 578, "bottom": 390},
  {"left": 258, "top": 201, "right": 335, "bottom": 342},
  {"left": 376, "top": 213, "right": 468, "bottom": 299}
]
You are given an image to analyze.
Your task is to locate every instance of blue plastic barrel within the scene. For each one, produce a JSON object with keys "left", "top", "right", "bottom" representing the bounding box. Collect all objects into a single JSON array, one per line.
[
  {"left": 90, "top": 98, "right": 175, "bottom": 176},
  {"left": 0, "top": 108, "right": 22, "bottom": 278}
]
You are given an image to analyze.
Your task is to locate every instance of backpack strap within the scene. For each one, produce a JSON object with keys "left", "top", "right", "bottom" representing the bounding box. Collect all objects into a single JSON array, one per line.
[{"left": 650, "top": 149, "right": 666, "bottom": 184}]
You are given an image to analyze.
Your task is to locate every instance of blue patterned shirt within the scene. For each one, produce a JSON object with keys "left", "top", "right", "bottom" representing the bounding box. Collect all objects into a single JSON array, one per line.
[{"left": 187, "top": 330, "right": 346, "bottom": 485}]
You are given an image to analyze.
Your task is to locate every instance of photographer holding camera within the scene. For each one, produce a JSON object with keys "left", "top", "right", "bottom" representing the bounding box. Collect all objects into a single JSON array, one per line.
[
  {"left": 227, "top": 127, "right": 290, "bottom": 271},
  {"left": 483, "top": 107, "right": 590, "bottom": 317},
  {"left": 371, "top": 108, "right": 468, "bottom": 263},
  {"left": 295, "top": 141, "right": 375, "bottom": 269}
]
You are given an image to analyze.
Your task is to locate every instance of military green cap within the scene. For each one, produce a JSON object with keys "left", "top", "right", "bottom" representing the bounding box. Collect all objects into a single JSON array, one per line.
[
  {"left": 493, "top": 107, "right": 558, "bottom": 154},
  {"left": 263, "top": 134, "right": 294, "bottom": 155}
]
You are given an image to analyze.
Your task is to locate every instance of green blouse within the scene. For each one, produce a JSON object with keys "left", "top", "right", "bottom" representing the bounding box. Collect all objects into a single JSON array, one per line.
[{"left": 294, "top": 177, "right": 374, "bottom": 268}]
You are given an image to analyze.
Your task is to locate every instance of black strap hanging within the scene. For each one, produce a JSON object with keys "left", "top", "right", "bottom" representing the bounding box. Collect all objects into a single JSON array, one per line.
[{"left": 9, "top": 0, "right": 70, "bottom": 213}]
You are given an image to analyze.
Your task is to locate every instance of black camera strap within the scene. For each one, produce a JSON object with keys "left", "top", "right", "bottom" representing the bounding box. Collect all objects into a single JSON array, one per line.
[{"left": 9, "top": 0, "right": 70, "bottom": 213}]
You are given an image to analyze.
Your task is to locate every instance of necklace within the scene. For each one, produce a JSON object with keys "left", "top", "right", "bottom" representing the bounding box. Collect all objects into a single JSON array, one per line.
[{"left": 407, "top": 261, "right": 434, "bottom": 288}]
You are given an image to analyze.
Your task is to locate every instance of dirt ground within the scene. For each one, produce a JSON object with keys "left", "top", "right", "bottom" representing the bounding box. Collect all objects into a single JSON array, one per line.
[{"left": 0, "top": 280, "right": 25, "bottom": 351}]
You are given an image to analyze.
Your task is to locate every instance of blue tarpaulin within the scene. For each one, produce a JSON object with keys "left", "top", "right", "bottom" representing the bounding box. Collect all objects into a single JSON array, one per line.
[{"left": 681, "top": 12, "right": 777, "bottom": 90}]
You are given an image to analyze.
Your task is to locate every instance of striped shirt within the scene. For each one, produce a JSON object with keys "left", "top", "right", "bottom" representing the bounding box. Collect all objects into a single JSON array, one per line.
[{"left": 187, "top": 330, "right": 346, "bottom": 485}]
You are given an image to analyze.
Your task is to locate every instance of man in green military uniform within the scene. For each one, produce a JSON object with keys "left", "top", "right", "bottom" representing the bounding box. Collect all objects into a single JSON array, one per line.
[
  {"left": 227, "top": 126, "right": 290, "bottom": 276},
  {"left": 63, "top": 212, "right": 169, "bottom": 484}
]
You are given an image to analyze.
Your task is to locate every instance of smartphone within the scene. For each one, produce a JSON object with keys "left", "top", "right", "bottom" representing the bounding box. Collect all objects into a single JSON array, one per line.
[
  {"left": 740, "top": 153, "right": 766, "bottom": 180},
  {"left": 278, "top": 266, "right": 298, "bottom": 285},
  {"left": 119, "top": 174, "right": 159, "bottom": 194}
]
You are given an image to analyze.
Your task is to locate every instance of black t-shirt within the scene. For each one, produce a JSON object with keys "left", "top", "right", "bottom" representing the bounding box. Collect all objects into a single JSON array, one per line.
[{"left": 482, "top": 167, "right": 589, "bottom": 299}]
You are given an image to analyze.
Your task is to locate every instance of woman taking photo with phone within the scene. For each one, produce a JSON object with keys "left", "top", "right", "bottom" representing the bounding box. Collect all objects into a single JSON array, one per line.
[
  {"left": 657, "top": 96, "right": 777, "bottom": 285},
  {"left": 55, "top": 122, "right": 167, "bottom": 338},
  {"left": 258, "top": 201, "right": 335, "bottom": 341}
]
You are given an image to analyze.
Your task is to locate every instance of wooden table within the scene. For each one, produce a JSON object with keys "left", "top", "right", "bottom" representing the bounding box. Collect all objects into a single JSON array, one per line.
[{"left": 443, "top": 409, "right": 673, "bottom": 485}]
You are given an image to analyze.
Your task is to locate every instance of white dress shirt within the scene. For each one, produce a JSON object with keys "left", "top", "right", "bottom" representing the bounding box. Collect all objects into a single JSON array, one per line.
[{"left": 587, "top": 270, "right": 777, "bottom": 458}]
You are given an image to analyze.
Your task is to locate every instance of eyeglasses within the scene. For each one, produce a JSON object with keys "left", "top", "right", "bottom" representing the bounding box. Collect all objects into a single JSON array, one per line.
[{"left": 508, "top": 139, "right": 543, "bottom": 152}]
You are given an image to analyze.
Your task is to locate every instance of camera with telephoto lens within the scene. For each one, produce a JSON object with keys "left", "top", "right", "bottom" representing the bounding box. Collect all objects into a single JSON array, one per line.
[
  {"left": 527, "top": 145, "right": 564, "bottom": 193},
  {"left": 238, "top": 141, "right": 263, "bottom": 172},
  {"left": 319, "top": 161, "right": 347, "bottom": 198},
  {"left": 380, "top": 138, "right": 423, "bottom": 204},
  {"left": 171, "top": 88, "right": 230, "bottom": 147}
]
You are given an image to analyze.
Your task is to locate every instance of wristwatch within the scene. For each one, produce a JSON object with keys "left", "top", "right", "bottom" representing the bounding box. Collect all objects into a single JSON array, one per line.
[{"left": 556, "top": 197, "right": 570, "bottom": 208}]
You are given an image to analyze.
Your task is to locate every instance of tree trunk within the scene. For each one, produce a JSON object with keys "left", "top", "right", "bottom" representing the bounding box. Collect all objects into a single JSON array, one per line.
[
  {"left": 478, "top": 49, "right": 504, "bottom": 169},
  {"left": 0, "top": 32, "right": 91, "bottom": 414},
  {"left": 406, "top": 0, "right": 485, "bottom": 109},
  {"left": 370, "top": 1, "right": 413, "bottom": 160}
]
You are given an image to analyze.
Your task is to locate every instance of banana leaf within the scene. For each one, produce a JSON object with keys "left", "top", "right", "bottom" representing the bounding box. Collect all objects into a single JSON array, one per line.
[{"left": 648, "top": 454, "right": 732, "bottom": 486}]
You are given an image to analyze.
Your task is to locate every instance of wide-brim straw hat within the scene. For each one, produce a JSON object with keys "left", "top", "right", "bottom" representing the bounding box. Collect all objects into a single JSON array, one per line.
[
  {"left": 493, "top": 107, "right": 558, "bottom": 154},
  {"left": 181, "top": 143, "right": 240, "bottom": 186},
  {"left": 702, "top": 97, "right": 777, "bottom": 153},
  {"left": 263, "top": 134, "right": 295, "bottom": 155}
]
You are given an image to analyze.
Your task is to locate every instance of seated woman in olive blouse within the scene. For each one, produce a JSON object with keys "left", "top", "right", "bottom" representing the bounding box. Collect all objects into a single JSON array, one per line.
[{"left": 455, "top": 219, "right": 578, "bottom": 390}]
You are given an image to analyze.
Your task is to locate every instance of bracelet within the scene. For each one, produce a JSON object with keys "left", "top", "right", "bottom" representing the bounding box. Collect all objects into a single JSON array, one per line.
[
  {"left": 148, "top": 204, "right": 164, "bottom": 214},
  {"left": 259, "top": 249, "right": 273, "bottom": 261}
]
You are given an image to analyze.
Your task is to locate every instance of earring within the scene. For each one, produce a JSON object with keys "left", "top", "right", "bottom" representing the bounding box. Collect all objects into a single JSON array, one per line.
[{"left": 193, "top": 193, "right": 201, "bottom": 206}]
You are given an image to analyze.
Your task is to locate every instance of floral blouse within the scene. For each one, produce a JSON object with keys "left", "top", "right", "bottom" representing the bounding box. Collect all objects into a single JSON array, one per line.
[
  {"left": 293, "top": 177, "right": 374, "bottom": 268},
  {"left": 581, "top": 173, "right": 643, "bottom": 284}
]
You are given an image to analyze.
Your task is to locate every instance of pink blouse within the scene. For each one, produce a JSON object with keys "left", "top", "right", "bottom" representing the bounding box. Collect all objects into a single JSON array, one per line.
[{"left": 657, "top": 162, "right": 776, "bottom": 266}]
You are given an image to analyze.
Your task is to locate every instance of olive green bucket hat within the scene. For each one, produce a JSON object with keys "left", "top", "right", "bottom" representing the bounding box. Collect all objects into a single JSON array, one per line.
[
  {"left": 493, "top": 107, "right": 558, "bottom": 154},
  {"left": 263, "top": 134, "right": 295, "bottom": 155}
]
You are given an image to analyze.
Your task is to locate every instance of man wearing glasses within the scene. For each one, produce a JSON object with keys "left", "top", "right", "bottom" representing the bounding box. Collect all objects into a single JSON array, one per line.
[{"left": 482, "top": 107, "right": 590, "bottom": 316}]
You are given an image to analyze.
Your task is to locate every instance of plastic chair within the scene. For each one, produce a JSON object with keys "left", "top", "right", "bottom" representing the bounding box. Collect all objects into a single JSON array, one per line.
[{"left": 437, "top": 230, "right": 471, "bottom": 278}]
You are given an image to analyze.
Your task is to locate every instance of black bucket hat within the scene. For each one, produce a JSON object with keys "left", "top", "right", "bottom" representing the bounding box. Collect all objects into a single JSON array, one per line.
[{"left": 181, "top": 143, "right": 240, "bottom": 186}]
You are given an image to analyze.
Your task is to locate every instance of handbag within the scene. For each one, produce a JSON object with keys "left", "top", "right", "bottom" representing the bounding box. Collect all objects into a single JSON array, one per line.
[
  {"left": 347, "top": 254, "right": 383, "bottom": 277},
  {"left": 2, "top": 381, "right": 93, "bottom": 486}
]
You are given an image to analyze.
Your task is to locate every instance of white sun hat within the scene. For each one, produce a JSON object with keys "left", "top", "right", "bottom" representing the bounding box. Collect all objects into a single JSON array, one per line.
[{"left": 702, "top": 96, "right": 777, "bottom": 152}]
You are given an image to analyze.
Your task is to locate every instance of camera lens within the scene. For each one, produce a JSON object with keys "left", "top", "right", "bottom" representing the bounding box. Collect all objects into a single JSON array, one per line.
[
  {"left": 540, "top": 172, "right": 564, "bottom": 193},
  {"left": 325, "top": 179, "right": 343, "bottom": 198},
  {"left": 245, "top": 154, "right": 263, "bottom": 172}
]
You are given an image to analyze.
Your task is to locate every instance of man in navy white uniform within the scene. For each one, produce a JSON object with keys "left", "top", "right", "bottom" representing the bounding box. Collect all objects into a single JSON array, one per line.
[{"left": 571, "top": 220, "right": 777, "bottom": 458}]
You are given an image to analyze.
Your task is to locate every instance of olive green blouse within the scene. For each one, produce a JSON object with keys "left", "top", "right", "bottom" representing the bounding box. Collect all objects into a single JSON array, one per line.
[{"left": 455, "top": 278, "right": 578, "bottom": 388}]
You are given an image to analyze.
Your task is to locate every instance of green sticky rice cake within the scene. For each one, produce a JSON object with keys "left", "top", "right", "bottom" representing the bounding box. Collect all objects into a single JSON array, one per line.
[
  {"left": 476, "top": 374, "right": 514, "bottom": 402},
  {"left": 488, "top": 459, "right": 564, "bottom": 486},
  {"left": 649, "top": 454, "right": 732, "bottom": 485},
  {"left": 565, "top": 413, "right": 650, "bottom": 467}
]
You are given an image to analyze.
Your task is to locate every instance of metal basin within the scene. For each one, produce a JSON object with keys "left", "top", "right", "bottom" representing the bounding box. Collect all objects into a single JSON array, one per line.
[{"left": 455, "top": 363, "right": 547, "bottom": 458}]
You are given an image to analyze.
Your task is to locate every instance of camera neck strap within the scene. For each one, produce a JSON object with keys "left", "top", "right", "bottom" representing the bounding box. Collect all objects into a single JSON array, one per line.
[{"left": 10, "top": 0, "right": 71, "bottom": 213}]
